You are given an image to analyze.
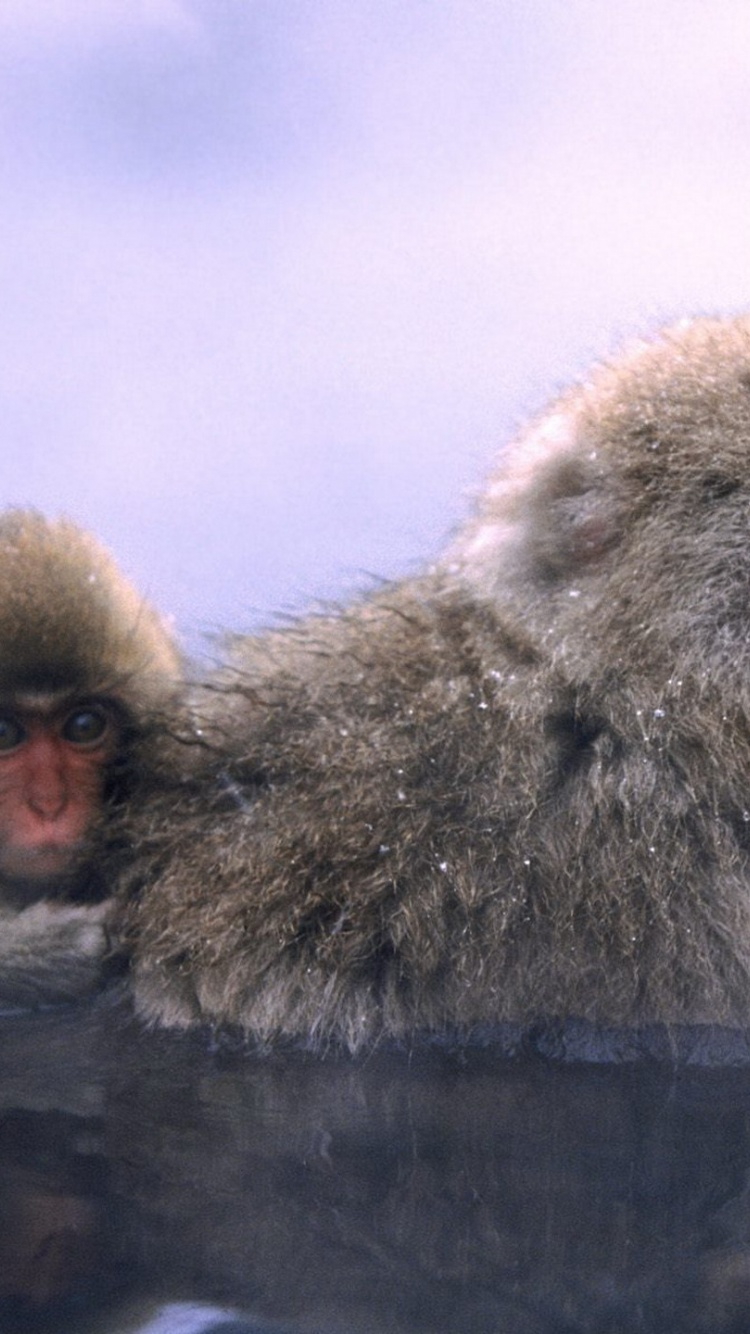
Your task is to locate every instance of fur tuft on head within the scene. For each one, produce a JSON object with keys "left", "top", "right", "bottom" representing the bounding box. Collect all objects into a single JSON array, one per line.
[{"left": 0, "top": 510, "right": 180, "bottom": 714}]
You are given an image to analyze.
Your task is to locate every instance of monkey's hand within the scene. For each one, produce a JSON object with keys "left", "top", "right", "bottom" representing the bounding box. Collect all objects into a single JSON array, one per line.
[{"left": 0, "top": 900, "right": 114, "bottom": 1010}]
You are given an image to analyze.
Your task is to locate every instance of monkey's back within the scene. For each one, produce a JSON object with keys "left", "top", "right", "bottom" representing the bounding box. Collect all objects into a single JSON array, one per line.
[{"left": 123, "top": 579, "right": 750, "bottom": 1049}]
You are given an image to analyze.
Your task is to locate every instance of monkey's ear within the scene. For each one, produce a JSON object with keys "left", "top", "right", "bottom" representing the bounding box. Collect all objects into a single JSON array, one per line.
[
  {"left": 523, "top": 449, "right": 622, "bottom": 582},
  {"left": 448, "top": 402, "right": 623, "bottom": 594}
]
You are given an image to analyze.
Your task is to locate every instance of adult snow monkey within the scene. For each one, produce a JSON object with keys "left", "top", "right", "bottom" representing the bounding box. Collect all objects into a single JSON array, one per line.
[{"left": 124, "top": 315, "right": 750, "bottom": 1051}]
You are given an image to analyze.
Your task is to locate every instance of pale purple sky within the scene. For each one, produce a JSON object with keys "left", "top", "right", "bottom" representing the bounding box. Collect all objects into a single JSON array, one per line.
[{"left": 2, "top": 0, "right": 750, "bottom": 658}]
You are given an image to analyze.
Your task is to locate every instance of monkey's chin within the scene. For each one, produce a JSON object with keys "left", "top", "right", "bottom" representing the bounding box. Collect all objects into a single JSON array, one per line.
[{"left": 0, "top": 843, "right": 86, "bottom": 899}]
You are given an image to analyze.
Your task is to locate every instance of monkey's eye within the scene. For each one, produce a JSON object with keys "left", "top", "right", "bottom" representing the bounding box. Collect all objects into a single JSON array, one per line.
[
  {"left": 0, "top": 717, "right": 25, "bottom": 752},
  {"left": 62, "top": 706, "right": 109, "bottom": 747}
]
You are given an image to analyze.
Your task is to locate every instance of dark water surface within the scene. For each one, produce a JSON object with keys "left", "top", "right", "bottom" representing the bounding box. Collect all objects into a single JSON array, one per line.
[{"left": 3, "top": 993, "right": 750, "bottom": 1334}]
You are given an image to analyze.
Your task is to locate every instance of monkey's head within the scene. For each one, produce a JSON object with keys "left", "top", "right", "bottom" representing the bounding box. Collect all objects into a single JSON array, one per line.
[
  {"left": 0, "top": 510, "right": 180, "bottom": 896},
  {"left": 0, "top": 510, "right": 179, "bottom": 712},
  {"left": 447, "top": 315, "right": 750, "bottom": 690}
]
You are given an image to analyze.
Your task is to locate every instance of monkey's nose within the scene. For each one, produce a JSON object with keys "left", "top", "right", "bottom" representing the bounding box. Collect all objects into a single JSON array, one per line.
[
  {"left": 26, "top": 766, "right": 69, "bottom": 819},
  {"left": 27, "top": 785, "right": 68, "bottom": 819},
  {"left": 23, "top": 735, "right": 70, "bottom": 818}
]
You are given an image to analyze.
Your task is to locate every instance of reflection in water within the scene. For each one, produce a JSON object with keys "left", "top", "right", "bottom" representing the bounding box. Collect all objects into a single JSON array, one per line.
[
  {"left": 110, "top": 1304, "right": 271, "bottom": 1333},
  {"left": 2, "top": 993, "right": 750, "bottom": 1332}
]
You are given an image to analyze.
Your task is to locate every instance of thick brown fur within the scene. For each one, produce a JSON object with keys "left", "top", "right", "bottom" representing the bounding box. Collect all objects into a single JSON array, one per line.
[
  {"left": 0, "top": 510, "right": 178, "bottom": 712},
  {"left": 124, "top": 314, "right": 750, "bottom": 1049},
  {"left": 0, "top": 510, "right": 180, "bottom": 1007}
]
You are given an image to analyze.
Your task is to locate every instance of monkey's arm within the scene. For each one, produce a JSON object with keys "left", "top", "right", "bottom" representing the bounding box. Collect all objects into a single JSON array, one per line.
[{"left": 0, "top": 901, "right": 112, "bottom": 1009}]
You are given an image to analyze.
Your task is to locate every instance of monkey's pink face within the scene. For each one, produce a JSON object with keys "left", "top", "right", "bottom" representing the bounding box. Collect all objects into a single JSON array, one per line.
[{"left": 0, "top": 699, "right": 120, "bottom": 885}]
